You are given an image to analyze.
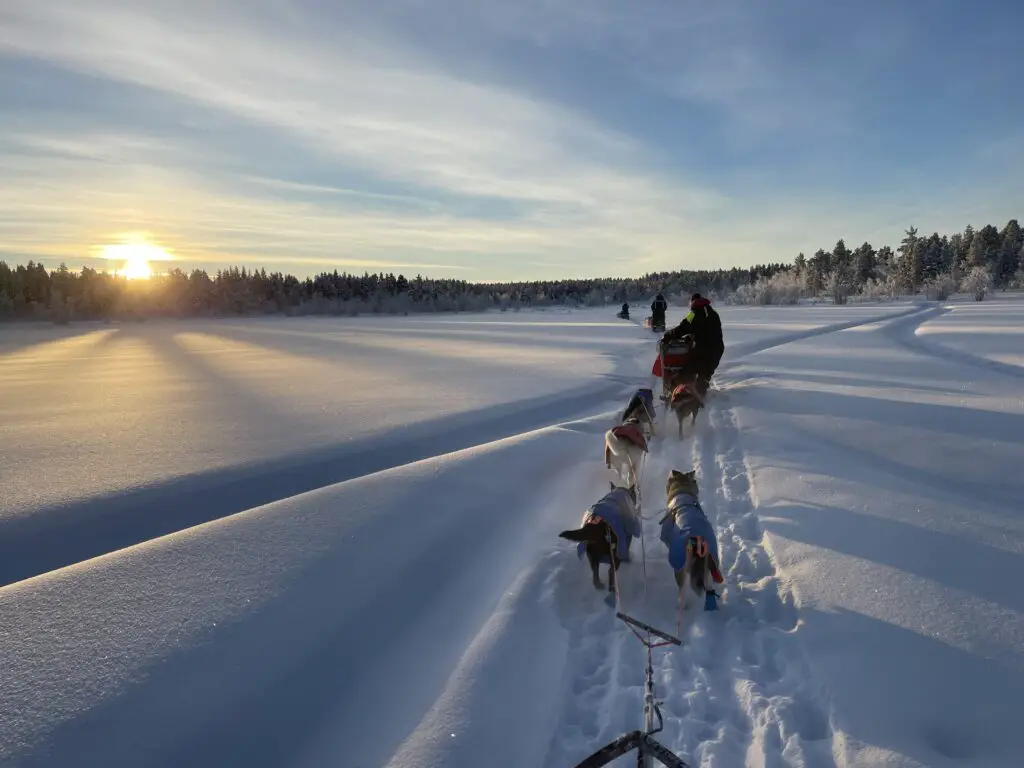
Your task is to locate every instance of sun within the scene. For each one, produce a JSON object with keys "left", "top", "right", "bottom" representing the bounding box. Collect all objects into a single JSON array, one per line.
[
  {"left": 99, "top": 239, "right": 173, "bottom": 280},
  {"left": 119, "top": 254, "right": 154, "bottom": 280}
]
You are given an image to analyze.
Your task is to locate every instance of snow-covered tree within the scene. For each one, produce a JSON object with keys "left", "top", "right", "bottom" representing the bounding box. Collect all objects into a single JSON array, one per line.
[{"left": 961, "top": 266, "right": 993, "bottom": 301}]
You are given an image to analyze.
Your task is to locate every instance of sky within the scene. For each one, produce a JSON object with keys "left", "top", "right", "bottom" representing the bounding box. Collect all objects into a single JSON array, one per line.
[{"left": 1, "top": 0, "right": 1022, "bottom": 282}]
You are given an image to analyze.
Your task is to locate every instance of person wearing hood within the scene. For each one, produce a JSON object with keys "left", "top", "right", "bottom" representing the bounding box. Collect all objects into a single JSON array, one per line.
[
  {"left": 662, "top": 293, "right": 724, "bottom": 395},
  {"left": 650, "top": 293, "right": 667, "bottom": 327}
]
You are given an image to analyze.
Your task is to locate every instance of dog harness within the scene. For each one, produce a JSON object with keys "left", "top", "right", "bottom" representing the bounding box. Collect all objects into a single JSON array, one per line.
[
  {"left": 578, "top": 487, "right": 643, "bottom": 564},
  {"left": 660, "top": 492, "right": 722, "bottom": 582},
  {"left": 610, "top": 421, "right": 648, "bottom": 450}
]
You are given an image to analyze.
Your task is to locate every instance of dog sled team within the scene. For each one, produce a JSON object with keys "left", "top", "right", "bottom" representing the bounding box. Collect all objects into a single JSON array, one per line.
[{"left": 560, "top": 293, "right": 727, "bottom": 616}]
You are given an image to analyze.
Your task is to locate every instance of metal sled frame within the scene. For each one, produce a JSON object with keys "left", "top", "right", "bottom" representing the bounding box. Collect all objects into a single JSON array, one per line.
[
  {"left": 570, "top": 610, "right": 687, "bottom": 767},
  {"left": 569, "top": 524, "right": 689, "bottom": 767}
]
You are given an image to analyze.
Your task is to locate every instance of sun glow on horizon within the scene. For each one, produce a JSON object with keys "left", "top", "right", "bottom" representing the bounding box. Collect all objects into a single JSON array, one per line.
[{"left": 99, "top": 238, "right": 174, "bottom": 280}]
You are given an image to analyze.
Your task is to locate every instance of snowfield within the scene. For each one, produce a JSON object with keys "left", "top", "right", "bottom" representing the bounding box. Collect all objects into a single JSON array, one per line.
[{"left": 2, "top": 297, "right": 1022, "bottom": 767}]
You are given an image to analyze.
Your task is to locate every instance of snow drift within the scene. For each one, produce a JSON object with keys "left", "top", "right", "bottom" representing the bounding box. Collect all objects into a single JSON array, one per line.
[{"left": 5, "top": 299, "right": 1021, "bottom": 768}]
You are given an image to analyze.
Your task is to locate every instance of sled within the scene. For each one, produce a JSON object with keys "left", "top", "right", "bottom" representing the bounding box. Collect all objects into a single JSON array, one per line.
[
  {"left": 644, "top": 315, "right": 666, "bottom": 333},
  {"left": 570, "top": 610, "right": 687, "bottom": 767},
  {"left": 653, "top": 336, "right": 698, "bottom": 403}
]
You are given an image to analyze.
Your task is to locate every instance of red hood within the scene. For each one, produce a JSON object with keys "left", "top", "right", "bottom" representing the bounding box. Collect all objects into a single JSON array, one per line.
[{"left": 690, "top": 298, "right": 711, "bottom": 310}]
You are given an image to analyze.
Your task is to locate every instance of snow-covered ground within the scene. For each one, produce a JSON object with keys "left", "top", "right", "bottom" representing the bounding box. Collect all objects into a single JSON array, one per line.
[{"left": 2, "top": 298, "right": 1021, "bottom": 767}]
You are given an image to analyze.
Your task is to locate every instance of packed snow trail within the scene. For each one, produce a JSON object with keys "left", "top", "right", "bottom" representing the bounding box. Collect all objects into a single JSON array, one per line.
[{"left": 543, "top": 391, "right": 837, "bottom": 768}]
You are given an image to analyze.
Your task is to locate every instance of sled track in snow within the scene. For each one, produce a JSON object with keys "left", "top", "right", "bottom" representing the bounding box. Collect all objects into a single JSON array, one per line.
[
  {"left": 687, "top": 399, "right": 837, "bottom": 767},
  {"left": 882, "top": 305, "right": 1024, "bottom": 381},
  {"left": 0, "top": 380, "right": 626, "bottom": 588},
  {"left": 545, "top": 395, "right": 840, "bottom": 766},
  {"left": 0, "top": 305, "right": 924, "bottom": 590}
]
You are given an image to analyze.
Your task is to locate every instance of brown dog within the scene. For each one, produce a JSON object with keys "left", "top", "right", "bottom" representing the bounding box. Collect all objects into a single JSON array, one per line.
[
  {"left": 559, "top": 484, "right": 642, "bottom": 591},
  {"left": 668, "top": 380, "right": 703, "bottom": 437},
  {"left": 659, "top": 470, "right": 723, "bottom": 610}
]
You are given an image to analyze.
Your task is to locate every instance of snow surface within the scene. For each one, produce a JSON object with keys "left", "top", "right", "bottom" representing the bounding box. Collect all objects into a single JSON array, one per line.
[{"left": 2, "top": 299, "right": 1022, "bottom": 767}]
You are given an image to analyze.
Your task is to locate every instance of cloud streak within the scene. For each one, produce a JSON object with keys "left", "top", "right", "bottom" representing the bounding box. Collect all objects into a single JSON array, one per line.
[{"left": 0, "top": 0, "right": 1021, "bottom": 280}]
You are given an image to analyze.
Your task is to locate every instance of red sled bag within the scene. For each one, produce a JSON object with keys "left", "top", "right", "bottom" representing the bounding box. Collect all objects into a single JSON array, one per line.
[{"left": 652, "top": 342, "right": 692, "bottom": 378}]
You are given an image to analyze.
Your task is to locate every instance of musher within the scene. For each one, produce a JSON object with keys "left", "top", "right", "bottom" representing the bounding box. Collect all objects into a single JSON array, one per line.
[{"left": 662, "top": 293, "right": 724, "bottom": 398}]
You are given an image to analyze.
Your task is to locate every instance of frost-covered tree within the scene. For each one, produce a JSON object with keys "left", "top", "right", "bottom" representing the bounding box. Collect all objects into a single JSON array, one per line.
[
  {"left": 922, "top": 274, "right": 957, "bottom": 301},
  {"left": 731, "top": 269, "right": 803, "bottom": 305},
  {"left": 961, "top": 266, "right": 993, "bottom": 301}
]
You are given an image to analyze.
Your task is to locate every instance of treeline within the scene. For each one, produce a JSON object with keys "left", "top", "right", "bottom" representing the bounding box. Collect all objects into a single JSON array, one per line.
[
  {"left": 0, "top": 258, "right": 788, "bottom": 322},
  {"left": 2, "top": 218, "right": 1020, "bottom": 321},
  {"left": 736, "top": 218, "right": 1024, "bottom": 305}
]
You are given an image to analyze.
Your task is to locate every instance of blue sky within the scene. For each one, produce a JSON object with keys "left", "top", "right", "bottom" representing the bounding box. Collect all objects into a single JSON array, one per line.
[{"left": 1, "top": 0, "right": 1022, "bottom": 281}]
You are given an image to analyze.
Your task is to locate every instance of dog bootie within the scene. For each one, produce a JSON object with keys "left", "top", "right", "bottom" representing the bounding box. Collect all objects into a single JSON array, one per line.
[{"left": 704, "top": 591, "right": 719, "bottom": 612}]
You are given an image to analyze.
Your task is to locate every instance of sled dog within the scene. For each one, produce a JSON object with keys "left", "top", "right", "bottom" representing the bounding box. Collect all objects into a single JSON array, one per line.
[
  {"left": 659, "top": 469, "right": 724, "bottom": 610},
  {"left": 559, "top": 484, "right": 642, "bottom": 592},
  {"left": 621, "top": 387, "right": 656, "bottom": 438},
  {"left": 604, "top": 417, "right": 649, "bottom": 488},
  {"left": 667, "top": 380, "right": 703, "bottom": 437}
]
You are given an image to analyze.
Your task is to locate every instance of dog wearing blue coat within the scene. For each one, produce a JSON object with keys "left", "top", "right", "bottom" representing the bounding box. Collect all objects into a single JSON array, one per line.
[
  {"left": 659, "top": 469, "right": 724, "bottom": 611},
  {"left": 559, "top": 484, "right": 642, "bottom": 592}
]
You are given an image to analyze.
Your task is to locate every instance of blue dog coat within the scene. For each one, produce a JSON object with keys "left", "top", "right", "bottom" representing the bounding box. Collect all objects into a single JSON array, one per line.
[
  {"left": 660, "top": 492, "right": 720, "bottom": 572},
  {"left": 622, "top": 388, "right": 655, "bottom": 422},
  {"left": 577, "top": 487, "right": 642, "bottom": 564}
]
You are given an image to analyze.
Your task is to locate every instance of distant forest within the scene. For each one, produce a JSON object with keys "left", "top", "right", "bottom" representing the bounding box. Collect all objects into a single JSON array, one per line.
[{"left": 1, "top": 218, "right": 1021, "bottom": 322}]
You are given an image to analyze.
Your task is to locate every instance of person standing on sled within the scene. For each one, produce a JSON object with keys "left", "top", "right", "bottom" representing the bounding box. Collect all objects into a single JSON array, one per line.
[
  {"left": 650, "top": 293, "right": 667, "bottom": 329},
  {"left": 662, "top": 293, "right": 723, "bottom": 399}
]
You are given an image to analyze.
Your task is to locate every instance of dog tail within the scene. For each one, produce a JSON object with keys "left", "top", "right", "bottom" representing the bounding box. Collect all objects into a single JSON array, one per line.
[{"left": 558, "top": 528, "right": 590, "bottom": 542}]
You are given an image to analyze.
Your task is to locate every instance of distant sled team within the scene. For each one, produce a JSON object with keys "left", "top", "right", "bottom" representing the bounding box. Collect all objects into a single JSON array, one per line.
[{"left": 559, "top": 292, "right": 728, "bottom": 616}]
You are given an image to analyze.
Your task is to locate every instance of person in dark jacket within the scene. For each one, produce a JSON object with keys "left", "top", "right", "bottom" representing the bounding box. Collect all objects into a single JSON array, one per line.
[
  {"left": 663, "top": 293, "right": 723, "bottom": 396},
  {"left": 650, "top": 293, "right": 668, "bottom": 328}
]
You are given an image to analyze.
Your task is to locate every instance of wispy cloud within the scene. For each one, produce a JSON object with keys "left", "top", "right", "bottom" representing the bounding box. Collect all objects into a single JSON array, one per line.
[{"left": 0, "top": 0, "right": 1021, "bottom": 280}]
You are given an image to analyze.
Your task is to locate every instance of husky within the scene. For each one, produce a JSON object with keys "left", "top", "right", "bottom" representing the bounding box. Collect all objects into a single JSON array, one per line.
[
  {"left": 667, "top": 380, "right": 704, "bottom": 437},
  {"left": 559, "top": 484, "right": 642, "bottom": 592},
  {"left": 659, "top": 470, "right": 724, "bottom": 611},
  {"left": 621, "top": 387, "right": 656, "bottom": 438},
  {"left": 604, "top": 417, "right": 649, "bottom": 488}
]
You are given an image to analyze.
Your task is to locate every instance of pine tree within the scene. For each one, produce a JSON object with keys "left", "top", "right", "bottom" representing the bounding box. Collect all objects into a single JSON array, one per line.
[
  {"left": 898, "top": 227, "right": 922, "bottom": 293},
  {"left": 998, "top": 219, "right": 1022, "bottom": 287},
  {"left": 828, "top": 240, "right": 855, "bottom": 303},
  {"left": 853, "top": 242, "right": 877, "bottom": 286}
]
